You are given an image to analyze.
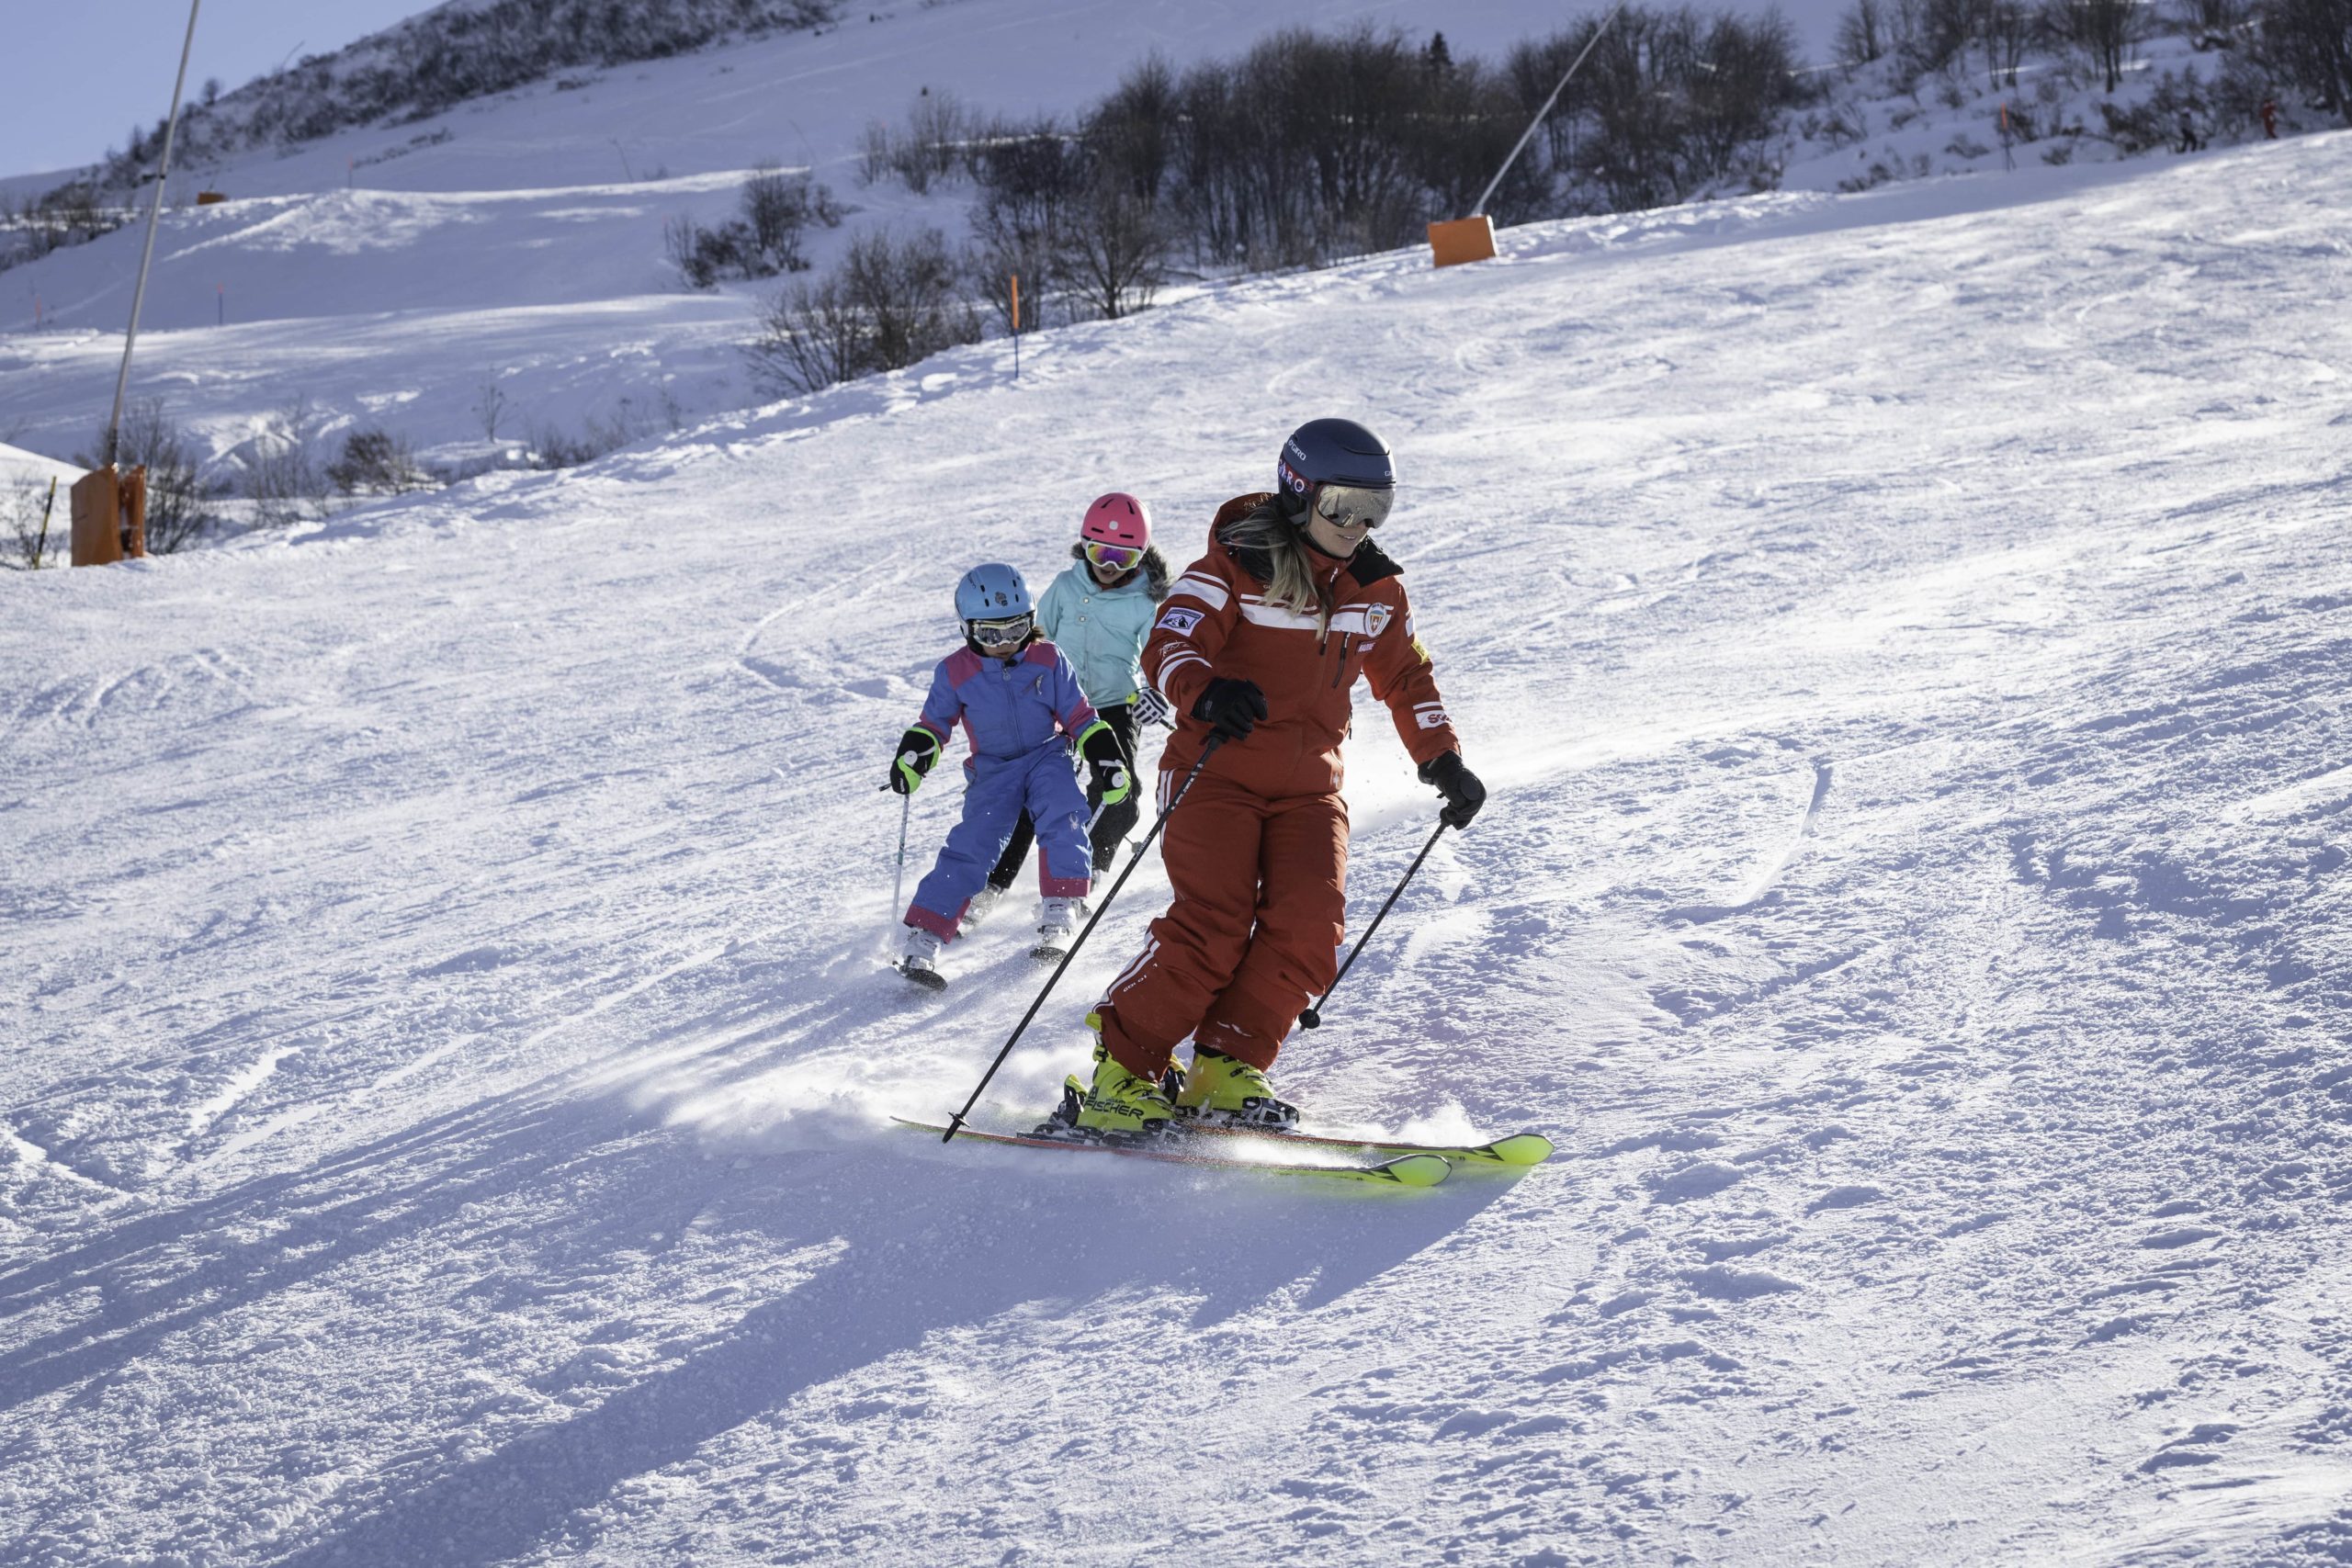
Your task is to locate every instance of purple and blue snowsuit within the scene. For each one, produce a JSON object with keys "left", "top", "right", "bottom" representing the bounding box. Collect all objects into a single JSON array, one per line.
[{"left": 903, "top": 641, "right": 1098, "bottom": 942}]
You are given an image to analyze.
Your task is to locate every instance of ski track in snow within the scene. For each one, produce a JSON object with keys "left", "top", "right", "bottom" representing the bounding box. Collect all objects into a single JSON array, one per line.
[{"left": 3, "top": 133, "right": 2351, "bottom": 1567}]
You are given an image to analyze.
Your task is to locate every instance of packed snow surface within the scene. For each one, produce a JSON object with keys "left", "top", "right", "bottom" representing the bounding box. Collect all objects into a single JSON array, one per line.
[{"left": 4, "top": 132, "right": 2351, "bottom": 1564}]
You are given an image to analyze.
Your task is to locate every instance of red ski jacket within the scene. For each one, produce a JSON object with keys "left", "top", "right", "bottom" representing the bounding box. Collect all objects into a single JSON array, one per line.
[{"left": 1142, "top": 493, "right": 1460, "bottom": 800}]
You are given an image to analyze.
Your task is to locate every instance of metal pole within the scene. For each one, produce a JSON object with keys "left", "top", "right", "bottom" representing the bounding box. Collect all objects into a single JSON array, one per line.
[
  {"left": 104, "top": 0, "right": 203, "bottom": 468},
  {"left": 890, "top": 786, "right": 913, "bottom": 932},
  {"left": 1298, "top": 818, "right": 1450, "bottom": 1030},
  {"left": 1472, "top": 0, "right": 1624, "bottom": 217},
  {"left": 36, "top": 477, "right": 58, "bottom": 566},
  {"left": 942, "top": 734, "right": 1224, "bottom": 1143}
]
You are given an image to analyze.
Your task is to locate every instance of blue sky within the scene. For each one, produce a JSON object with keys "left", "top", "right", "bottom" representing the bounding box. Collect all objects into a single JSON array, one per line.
[{"left": 6, "top": 0, "right": 425, "bottom": 176}]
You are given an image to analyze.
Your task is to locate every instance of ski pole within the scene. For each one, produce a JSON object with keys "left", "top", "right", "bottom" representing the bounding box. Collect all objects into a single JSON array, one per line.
[
  {"left": 1299, "top": 818, "right": 1450, "bottom": 1030},
  {"left": 888, "top": 784, "right": 912, "bottom": 934},
  {"left": 942, "top": 733, "right": 1225, "bottom": 1143}
]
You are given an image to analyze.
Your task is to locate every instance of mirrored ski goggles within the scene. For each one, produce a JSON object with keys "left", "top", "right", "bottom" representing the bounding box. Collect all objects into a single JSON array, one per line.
[
  {"left": 1314, "top": 482, "right": 1396, "bottom": 531},
  {"left": 1082, "top": 540, "right": 1144, "bottom": 572},
  {"left": 967, "top": 613, "right": 1034, "bottom": 649}
]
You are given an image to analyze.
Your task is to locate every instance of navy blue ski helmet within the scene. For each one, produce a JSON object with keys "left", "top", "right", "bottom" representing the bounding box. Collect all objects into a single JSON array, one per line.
[
  {"left": 955, "top": 562, "right": 1032, "bottom": 621},
  {"left": 1274, "top": 418, "right": 1396, "bottom": 522}
]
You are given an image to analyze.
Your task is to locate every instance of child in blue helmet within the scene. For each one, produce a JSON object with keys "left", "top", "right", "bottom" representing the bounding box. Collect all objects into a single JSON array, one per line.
[
  {"left": 977, "top": 492, "right": 1171, "bottom": 922},
  {"left": 889, "top": 563, "right": 1133, "bottom": 988}
]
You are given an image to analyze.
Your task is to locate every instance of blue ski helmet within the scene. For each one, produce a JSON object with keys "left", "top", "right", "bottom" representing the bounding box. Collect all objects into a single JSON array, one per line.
[
  {"left": 1274, "top": 418, "right": 1396, "bottom": 522},
  {"left": 955, "top": 562, "right": 1031, "bottom": 620}
]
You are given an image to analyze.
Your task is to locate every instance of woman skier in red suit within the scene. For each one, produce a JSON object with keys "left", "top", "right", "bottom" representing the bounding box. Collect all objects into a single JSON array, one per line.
[{"left": 1066, "top": 418, "right": 1486, "bottom": 1134}]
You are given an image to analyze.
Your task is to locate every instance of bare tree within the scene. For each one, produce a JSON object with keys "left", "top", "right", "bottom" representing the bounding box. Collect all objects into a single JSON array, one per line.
[
  {"left": 849, "top": 227, "right": 979, "bottom": 373},
  {"left": 1057, "top": 184, "right": 1171, "bottom": 321},
  {"left": 967, "top": 118, "right": 1087, "bottom": 331},
  {"left": 854, "top": 120, "right": 893, "bottom": 186},
  {"left": 1984, "top": 0, "right": 2033, "bottom": 86},
  {"left": 473, "top": 376, "right": 508, "bottom": 442},
  {"left": 2046, "top": 0, "right": 2147, "bottom": 92},
  {"left": 1838, "top": 0, "right": 1889, "bottom": 61},
  {"left": 897, "top": 87, "right": 973, "bottom": 191},
  {"left": 2261, "top": 0, "right": 2352, "bottom": 124}
]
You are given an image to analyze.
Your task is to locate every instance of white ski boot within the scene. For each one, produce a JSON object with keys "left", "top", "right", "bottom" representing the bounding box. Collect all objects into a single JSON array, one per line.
[
  {"left": 897, "top": 925, "right": 947, "bottom": 991},
  {"left": 960, "top": 883, "right": 1008, "bottom": 935},
  {"left": 1031, "top": 897, "right": 1084, "bottom": 964}
]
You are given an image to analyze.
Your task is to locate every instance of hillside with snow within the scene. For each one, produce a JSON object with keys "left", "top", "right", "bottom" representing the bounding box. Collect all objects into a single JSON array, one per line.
[
  {"left": 5, "top": 91, "right": 2350, "bottom": 1563},
  {"left": 2, "top": 0, "right": 2316, "bottom": 508}
]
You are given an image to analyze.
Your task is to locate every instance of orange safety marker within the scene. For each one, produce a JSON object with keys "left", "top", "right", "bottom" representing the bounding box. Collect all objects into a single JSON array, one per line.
[{"left": 1428, "top": 216, "right": 1498, "bottom": 268}]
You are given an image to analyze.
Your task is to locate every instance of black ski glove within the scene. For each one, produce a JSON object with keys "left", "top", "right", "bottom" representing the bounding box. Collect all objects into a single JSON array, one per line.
[
  {"left": 1192, "top": 678, "right": 1269, "bottom": 740},
  {"left": 1419, "top": 750, "right": 1486, "bottom": 829},
  {"left": 888, "top": 727, "right": 940, "bottom": 795}
]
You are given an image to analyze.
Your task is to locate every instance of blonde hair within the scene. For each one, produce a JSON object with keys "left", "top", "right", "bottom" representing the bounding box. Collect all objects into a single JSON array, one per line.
[{"left": 1221, "top": 504, "right": 1328, "bottom": 630}]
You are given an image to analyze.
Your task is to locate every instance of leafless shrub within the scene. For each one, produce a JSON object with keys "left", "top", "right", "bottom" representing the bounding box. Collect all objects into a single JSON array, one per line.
[
  {"left": 3, "top": 476, "right": 63, "bottom": 570},
  {"left": 667, "top": 164, "right": 842, "bottom": 287},
  {"left": 854, "top": 119, "right": 893, "bottom": 186},
  {"left": 473, "top": 375, "right": 508, "bottom": 441},
  {"left": 747, "top": 273, "right": 866, "bottom": 393},
  {"left": 327, "top": 426, "right": 434, "bottom": 495},
  {"left": 73, "top": 400, "right": 217, "bottom": 552},
  {"left": 2258, "top": 0, "right": 2352, "bottom": 125},
  {"left": 2043, "top": 0, "right": 2148, "bottom": 93},
  {"left": 746, "top": 227, "right": 980, "bottom": 395},
  {"left": 741, "top": 163, "right": 841, "bottom": 272},
  {"left": 520, "top": 394, "right": 677, "bottom": 468},
  {"left": 665, "top": 213, "right": 726, "bottom": 288},
  {"left": 244, "top": 395, "right": 333, "bottom": 527},
  {"left": 891, "top": 88, "right": 973, "bottom": 193},
  {"left": 2172, "top": 0, "right": 2255, "bottom": 39},
  {"left": 1838, "top": 0, "right": 1889, "bottom": 62},
  {"left": 1985, "top": 0, "right": 2034, "bottom": 87}
]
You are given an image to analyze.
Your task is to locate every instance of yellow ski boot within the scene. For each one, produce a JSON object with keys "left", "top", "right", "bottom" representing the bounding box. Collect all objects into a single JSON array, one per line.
[
  {"left": 1175, "top": 1046, "right": 1300, "bottom": 1129},
  {"left": 1054, "top": 1014, "right": 1174, "bottom": 1135}
]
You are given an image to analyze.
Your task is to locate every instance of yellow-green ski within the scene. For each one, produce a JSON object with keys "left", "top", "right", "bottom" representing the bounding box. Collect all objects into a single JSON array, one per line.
[
  {"left": 1175, "top": 1120, "right": 1555, "bottom": 1168},
  {"left": 890, "top": 1117, "right": 1451, "bottom": 1187}
]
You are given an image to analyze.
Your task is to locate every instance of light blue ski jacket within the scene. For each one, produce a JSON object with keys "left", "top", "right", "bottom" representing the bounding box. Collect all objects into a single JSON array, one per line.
[{"left": 1035, "top": 561, "right": 1159, "bottom": 709}]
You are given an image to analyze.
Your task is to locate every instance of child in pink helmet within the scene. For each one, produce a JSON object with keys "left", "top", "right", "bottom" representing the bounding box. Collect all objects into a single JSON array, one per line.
[{"left": 976, "top": 494, "right": 1171, "bottom": 922}]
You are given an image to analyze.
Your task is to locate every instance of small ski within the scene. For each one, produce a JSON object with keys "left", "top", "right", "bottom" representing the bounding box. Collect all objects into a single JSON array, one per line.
[
  {"left": 1027, "top": 942, "right": 1068, "bottom": 966},
  {"left": 890, "top": 1117, "right": 1451, "bottom": 1187},
  {"left": 1176, "top": 1118, "right": 1555, "bottom": 1168},
  {"left": 891, "top": 961, "right": 947, "bottom": 992}
]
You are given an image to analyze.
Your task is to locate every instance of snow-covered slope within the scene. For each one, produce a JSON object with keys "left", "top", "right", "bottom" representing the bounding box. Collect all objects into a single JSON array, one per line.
[
  {"left": 0, "top": 441, "right": 82, "bottom": 489},
  {"left": 4, "top": 130, "right": 2349, "bottom": 1565}
]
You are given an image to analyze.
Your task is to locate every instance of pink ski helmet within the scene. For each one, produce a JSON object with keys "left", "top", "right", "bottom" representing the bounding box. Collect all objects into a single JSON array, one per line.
[{"left": 1080, "top": 491, "right": 1151, "bottom": 550}]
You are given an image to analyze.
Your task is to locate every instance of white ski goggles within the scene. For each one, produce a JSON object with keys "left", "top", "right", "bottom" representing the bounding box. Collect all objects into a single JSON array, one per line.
[
  {"left": 968, "top": 613, "right": 1033, "bottom": 649},
  {"left": 1314, "top": 483, "right": 1395, "bottom": 531}
]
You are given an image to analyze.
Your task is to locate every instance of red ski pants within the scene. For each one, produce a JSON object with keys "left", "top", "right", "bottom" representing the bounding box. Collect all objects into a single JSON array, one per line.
[{"left": 1100, "top": 772, "right": 1347, "bottom": 1076}]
